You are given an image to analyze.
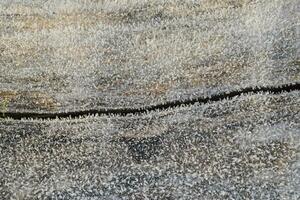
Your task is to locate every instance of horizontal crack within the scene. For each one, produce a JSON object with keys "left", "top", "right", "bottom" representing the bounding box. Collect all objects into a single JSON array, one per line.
[{"left": 1, "top": 82, "right": 299, "bottom": 120}]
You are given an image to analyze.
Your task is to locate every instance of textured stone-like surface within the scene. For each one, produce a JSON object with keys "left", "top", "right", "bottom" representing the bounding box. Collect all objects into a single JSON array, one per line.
[
  {"left": 0, "top": 0, "right": 299, "bottom": 112},
  {"left": 1, "top": 92, "right": 299, "bottom": 199}
]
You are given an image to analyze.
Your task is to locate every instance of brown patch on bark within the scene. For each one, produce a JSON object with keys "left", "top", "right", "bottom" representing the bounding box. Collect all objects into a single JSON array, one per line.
[
  {"left": 0, "top": 91, "right": 17, "bottom": 100},
  {"left": 123, "top": 83, "right": 169, "bottom": 97},
  {"left": 5, "top": 91, "right": 59, "bottom": 111},
  {"left": 11, "top": 10, "right": 147, "bottom": 32},
  {"left": 25, "top": 92, "right": 58, "bottom": 111},
  {"left": 0, "top": 91, "right": 17, "bottom": 114},
  {"left": 186, "top": 59, "right": 248, "bottom": 87},
  {"left": 0, "top": 91, "right": 59, "bottom": 112},
  {"left": 148, "top": 83, "right": 169, "bottom": 96},
  {"left": 14, "top": 13, "right": 107, "bottom": 31}
]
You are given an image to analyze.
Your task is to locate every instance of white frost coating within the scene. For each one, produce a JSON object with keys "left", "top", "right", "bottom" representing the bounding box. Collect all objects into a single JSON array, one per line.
[
  {"left": 0, "top": 0, "right": 299, "bottom": 112},
  {"left": 0, "top": 92, "right": 300, "bottom": 199}
]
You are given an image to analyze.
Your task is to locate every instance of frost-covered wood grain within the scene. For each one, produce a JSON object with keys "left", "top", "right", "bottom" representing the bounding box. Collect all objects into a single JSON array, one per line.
[
  {"left": 0, "top": 0, "right": 299, "bottom": 112},
  {"left": 0, "top": 1, "right": 299, "bottom": 199},
  {"left": 1, "top": 92, "right": 299, "bottom": 199}
]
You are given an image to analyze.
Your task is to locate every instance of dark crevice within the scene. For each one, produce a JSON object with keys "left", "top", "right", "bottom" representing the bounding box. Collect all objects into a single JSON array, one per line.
[{"left": 1, "top": 82, "right": 299, "bottom": 120}]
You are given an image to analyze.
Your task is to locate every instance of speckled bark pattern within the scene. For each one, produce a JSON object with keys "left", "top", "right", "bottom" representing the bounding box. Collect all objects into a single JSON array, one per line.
[{"left": 0, "top": 0, "right": 299, "bottom": 112}]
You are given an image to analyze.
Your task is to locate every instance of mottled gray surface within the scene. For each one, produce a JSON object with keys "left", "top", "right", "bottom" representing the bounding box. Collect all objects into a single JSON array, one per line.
[
  {"left": 1, "top": 92, "right": 300, "bottom": 199},
  {"left": 1, "top": 0, "right": 300, "bottom": 199},
  {"left": 0, "top": 0, "right": 299, "bottom": 112}
]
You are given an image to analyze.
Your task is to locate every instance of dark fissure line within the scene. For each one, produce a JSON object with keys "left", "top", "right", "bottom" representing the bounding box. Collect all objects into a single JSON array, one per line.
[{"left": 1, "top": 82, "right": 300, "bottom": 120}]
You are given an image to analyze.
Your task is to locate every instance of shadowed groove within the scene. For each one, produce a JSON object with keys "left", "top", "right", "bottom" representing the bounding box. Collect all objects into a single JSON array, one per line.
[{"left": 0, "top": 82, "right": 299, "bottom": 120}]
